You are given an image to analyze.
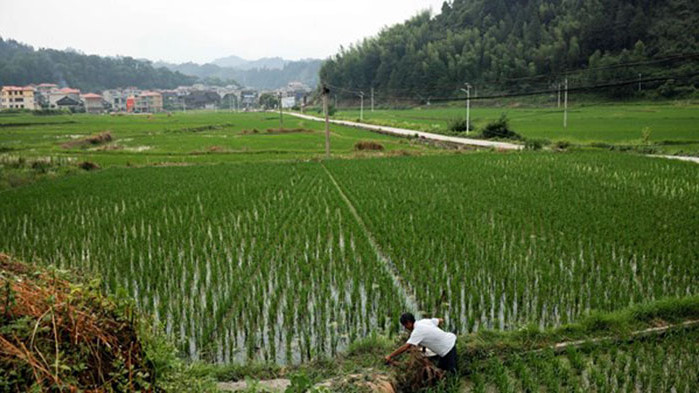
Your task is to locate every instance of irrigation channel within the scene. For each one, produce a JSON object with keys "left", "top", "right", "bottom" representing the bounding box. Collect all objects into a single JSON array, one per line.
[
  {"left": 286, "top": 112, "right": 524, "bottom": 150},
  {"left": 320, "top": 163, "right": 421, "bottom": 315}
]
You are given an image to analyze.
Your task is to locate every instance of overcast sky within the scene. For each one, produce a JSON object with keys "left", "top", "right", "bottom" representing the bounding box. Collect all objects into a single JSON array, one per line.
[{"left": 0, "top": 0, "right": 444, "bottom": 64}]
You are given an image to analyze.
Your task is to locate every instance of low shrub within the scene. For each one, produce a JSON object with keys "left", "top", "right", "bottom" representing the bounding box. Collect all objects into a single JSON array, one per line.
[
  {"left": 446, "top": 117, "right": 472, "bottom": 133},
  {"left": 525, "top": 139, "right": 545, "bottom": 150},
  {"left": 354, "top": 141, "right": 385, "bottom": 151},
  {"left": 78, "top": 161, "right": 101, "bottom": 171},
  {"left": 481, "top": 115, "right": 521, "bottom": 140},
  {"left": 553, "top": 140, "right": 571, "bottom": 150}
]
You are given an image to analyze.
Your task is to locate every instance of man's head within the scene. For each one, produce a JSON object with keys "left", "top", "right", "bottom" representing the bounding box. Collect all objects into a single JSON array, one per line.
[{"left": 400, "top": 312, "right": 416, "bottom": 331}]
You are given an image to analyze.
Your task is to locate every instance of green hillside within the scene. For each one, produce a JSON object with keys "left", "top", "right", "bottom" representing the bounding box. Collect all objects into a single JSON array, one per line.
[
  {"left": 0, "top": 37, "right": 197, "bottom": 91},
  {"left": 320, "top": 0, "right": 699, "bottom": 100}
]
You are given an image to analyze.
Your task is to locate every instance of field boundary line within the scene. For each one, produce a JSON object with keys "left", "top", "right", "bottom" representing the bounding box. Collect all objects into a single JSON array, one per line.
[
  {"left": 286, "top": 111, "right": 523, "bottom": 151},
  {"left": 320, "top": 162, "right": 421, "bottom": 315},
  {"left": 526, "top": 319, "right": 699, "bottom": 355}
]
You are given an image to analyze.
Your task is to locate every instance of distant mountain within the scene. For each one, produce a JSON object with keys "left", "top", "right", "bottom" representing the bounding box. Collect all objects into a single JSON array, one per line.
[
  {"left": 212, "top": 55, "right": 287, "bottom": 71},
  {"left": 211, "top": 54, "right": 248, "bottom": 68},
  {"left": 157, "top": 57, "right": 322, "bottom": 90},
  {"left": 0, "top": 37, "right": 196, "bottom": 91}
]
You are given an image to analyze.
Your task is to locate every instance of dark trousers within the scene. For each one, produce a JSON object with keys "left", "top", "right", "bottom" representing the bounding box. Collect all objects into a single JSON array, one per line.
[{"left": 437, "top": 345, "right": 457, "bottom": 374}]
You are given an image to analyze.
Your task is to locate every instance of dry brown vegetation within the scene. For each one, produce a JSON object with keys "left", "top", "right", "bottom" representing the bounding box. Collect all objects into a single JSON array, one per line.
[
  {"left": 61, "top": 131, "right": 113, "bottom": 149},
  {"left": 0, "top": 254, "right": 154, "bottom": 391},
  {"left": 354, "top": 141, "right": 385, "bottom": 151}
]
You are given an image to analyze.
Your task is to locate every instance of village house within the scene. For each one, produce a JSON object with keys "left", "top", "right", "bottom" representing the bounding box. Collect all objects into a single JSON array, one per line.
[
  {"left": 102, "top": 89, "right": 129, "bottom": 112},
  {"left": 1, "top": 86, "right": 38, "bottom": 110},
  {"left": 184, "top": 90, "right": 220, "bottom": 110},
  {"left": 35, "top": 83, "right": 58, "bottom": 108},
  {"left": 49, "top": 88, "right": 81, "bottom": 109},
  {"left": 82, "top": 93, "right": 105, "bottom": 114},
  {"left": 133, "top": 91, "right": 163, "bottom": 113}
]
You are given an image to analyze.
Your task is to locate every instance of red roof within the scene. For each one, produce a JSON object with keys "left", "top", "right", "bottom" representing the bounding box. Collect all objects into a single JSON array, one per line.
[
  {"left": 38, "top": 83, "right": 58, "bottom": 87},
  {"left": 140, "top": 91, "right": 161, "bottom": 97},
  {"left": 2, "top": 86, "right": 35, "bottom": 91},
  {"left": 59, "top": 88, "right": 80, "bottom": 94},
  {"left": 82, "top": 93, "right": 102, "bottom": 99}
]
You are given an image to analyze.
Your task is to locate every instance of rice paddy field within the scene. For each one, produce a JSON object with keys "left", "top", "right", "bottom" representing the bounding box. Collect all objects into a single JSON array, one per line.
[
  {"left": 466, "top": 326, "right": 699, "bottom": 393},
  {"left": 0, "top": 111, "right": 432, "bottom": 167},
  {"left": 1, "top": 109, "right": 698, "bottom": 390},
  {"left": 332, "top": 101, "right": 699, "bottom": 154}
]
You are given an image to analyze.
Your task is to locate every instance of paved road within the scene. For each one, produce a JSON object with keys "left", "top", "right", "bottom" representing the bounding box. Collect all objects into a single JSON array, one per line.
[
  {"left": 651, "top": 155, "right": 699, "bottom": 164},
  {"left": 287, "top": 111, "right": 524, "bottom": 150}
]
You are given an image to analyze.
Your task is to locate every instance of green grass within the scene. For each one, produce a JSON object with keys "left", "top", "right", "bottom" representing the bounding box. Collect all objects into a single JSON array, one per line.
[
  {"left": 0, "top": 111, "right": 433, "bottom": 168},
  {"left": 332, "top": 101, "right": 699, "bottom": 154}
]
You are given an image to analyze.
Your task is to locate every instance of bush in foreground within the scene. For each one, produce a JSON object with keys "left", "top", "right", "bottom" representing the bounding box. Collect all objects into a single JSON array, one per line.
[{"left": 0, "top": 254, "right": 215, "bottom": 392}]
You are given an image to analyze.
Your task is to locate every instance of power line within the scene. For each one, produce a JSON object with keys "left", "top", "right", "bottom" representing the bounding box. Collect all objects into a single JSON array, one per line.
[
  {"left": 323, "top": 71, "right": 698, "bottom": 104},
  {"left": 323, "top": 52, "right": 699, "bottom": 95}
]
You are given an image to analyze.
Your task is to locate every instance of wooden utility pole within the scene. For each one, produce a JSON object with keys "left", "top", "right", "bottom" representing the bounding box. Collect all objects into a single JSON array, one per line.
[
  {"left": 278, "top": 92, "right": 283, "bottom": 128},
  {"left": 563, "top": 78, "right": 569, "bottom": 130},
  {"left": 371, "top": 88, "right": 375, "bottom": 112},
  {"left": 323, "top": 85, "right": 331, "bottom": 158},
  {"left": 359, "top": 91, "right": 365, "bottom": 122}
]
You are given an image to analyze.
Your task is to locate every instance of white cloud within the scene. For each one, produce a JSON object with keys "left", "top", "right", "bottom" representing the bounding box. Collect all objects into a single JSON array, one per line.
[{"left": 0, "top": 0, "right": 445, "bottom": 63}]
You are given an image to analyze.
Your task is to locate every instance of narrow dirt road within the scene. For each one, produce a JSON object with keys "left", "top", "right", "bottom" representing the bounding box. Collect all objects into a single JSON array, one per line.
[{"left": 286, "top": 112, "right": 524, "bottom": 151}]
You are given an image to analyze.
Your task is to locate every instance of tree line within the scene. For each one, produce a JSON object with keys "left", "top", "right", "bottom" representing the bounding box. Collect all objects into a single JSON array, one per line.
[
  {"left": 320, "top": 0, "right": 699, "bottom": 101},
  {"left": 0, "top": 38, "right": 197, "bottom": 92}
]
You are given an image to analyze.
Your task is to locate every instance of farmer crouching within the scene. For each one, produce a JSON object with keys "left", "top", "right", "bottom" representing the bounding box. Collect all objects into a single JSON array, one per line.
[{"left": 385, "top": 313, "right": 458, "bottom": 374}]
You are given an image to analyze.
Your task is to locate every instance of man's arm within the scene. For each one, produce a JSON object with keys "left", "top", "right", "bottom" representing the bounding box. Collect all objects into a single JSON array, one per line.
[{"left": 385, "top": 343, "right": 413, "bottom": 363}]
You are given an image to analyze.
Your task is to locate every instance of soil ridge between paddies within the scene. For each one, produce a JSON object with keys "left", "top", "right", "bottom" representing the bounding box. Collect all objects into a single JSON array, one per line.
[{"left": 320, "top": 162, "right": 421, "bottom": 316}]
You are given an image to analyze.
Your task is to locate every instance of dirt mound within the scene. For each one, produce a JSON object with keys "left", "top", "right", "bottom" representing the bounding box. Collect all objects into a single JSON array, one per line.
[
  {"left": 61, "top": 131, "right": 113, "bottom": 149},
  {"left": 355, "top": 141, "right": 385, "bottom": 151},
  {"left": 0, "top": 254, "right": 154, "bottom": 391},
  {"left": 78, "top": 161, "right": 101, "bottom": 171}
]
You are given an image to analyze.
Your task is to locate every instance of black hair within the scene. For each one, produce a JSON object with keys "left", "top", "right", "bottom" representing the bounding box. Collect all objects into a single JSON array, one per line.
[{"left": 400, "top": 313, "right": 415, "bottom": 326}]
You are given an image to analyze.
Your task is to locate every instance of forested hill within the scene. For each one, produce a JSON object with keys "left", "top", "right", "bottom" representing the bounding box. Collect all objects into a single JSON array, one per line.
[
  {"left": 157, "top": 59, "right": 322, "bottom": 90},
  {"left": 320, "top": 0, "right": 699, "bottom": 100},
  {"left": 0, "top": 38, "right": 197, "bottom": 91}
]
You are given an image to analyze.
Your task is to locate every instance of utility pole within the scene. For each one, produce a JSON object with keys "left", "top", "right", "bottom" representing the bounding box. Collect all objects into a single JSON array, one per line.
[
  {"left": 563, "top": 78, "right": 569, "bottom": 130},
  {"left": 278, "top": 92, "right": 283, "bottom": 128},
  {"left": 638, "top": 73, "right": 642, "bottom": 92},
  {"left": 359, "top": 91, "right": 365, "bottom": 122},
  {"left": 322, "top": 85, "right": 331, "bottom": 158},
  {"left": 460, "top": 83, "right": 471, "bottom": 135},
  {"left": 371, "top": 88, "right": 375, "bottom": 112},
  {"left": 557, "top": 83, "right": 561, "bottom": 108}
]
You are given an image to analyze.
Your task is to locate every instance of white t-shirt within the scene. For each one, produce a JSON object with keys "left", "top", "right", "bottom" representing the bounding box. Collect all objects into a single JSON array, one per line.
[{"left": 406, "top": 318, "right": 456, "bottom": 357}]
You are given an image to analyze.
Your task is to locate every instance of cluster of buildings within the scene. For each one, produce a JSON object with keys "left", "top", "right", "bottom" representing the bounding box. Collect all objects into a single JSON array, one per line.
[{"left": 0, "top": 82, "right": 313, "bottom": 113}]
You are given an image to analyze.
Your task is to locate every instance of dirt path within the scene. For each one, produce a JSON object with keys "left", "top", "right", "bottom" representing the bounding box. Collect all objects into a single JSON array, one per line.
[
  {"left": 320, "top": 163, "right": 421, "bottom": 315},
  {"left": 287, "top": 112, "right": 523, "bottom": 151}
]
